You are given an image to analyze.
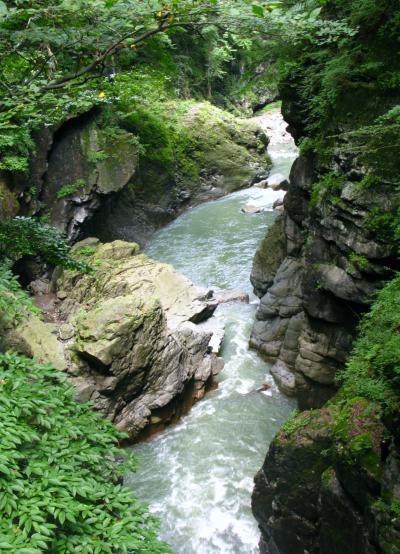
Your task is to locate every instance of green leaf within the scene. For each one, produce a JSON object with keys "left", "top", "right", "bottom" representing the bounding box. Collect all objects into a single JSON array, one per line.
[{"left": 252, "top": 4, "right": 264, "bottom": 17}]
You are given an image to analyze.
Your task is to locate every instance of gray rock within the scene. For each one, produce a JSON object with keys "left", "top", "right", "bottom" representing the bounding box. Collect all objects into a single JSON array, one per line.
[
  {"left": 241, "top": 204, "right": 263, "bottom": 214},
  {"left": 251, "top": 215, "right": 287, "bottom": 298},
  {"left": 267, "top": 173, "right": 288, "bottom": 191},
  {"left": 5, "top": 240, "right": 225, "bottom": 441},
  {"left": 273, "top": 198, "right": 284, "bottom": 211},
  {"left": 270, "top": 360, "right": 297, "bottom": 396},
  {"left": 213, "top": 290, "right": 250, "bottom": 304}
]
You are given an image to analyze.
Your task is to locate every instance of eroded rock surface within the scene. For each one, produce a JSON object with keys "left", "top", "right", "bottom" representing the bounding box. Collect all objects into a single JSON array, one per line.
[
  {"left": 252, "top": 401, "right": 399, "bottom": 554},
  {"left": 250, "top": 154, "right": 398, "bottom": 407},
  {"left": 6, "top": 240, "right": 224, "bottom": 441}
]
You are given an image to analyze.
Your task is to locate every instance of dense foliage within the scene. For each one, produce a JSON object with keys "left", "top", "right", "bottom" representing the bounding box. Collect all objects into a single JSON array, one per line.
[
  {"left": 0, "top": 0, "right": 274, "bottom": 172},
  {"left": 0, "top": 264, "right": 40, "bottom": 330},
  {"left": 339, "top": 274, "right": 400, "bottom": 418},
  {"left": 0, "top": 352, "right": 172, "bottom": 554},
  {"left": 0, "top": 217, "right": 90, "bottom": 272},
  {"left": 269, "top": 0, "right": 400, "bottom": 175}
]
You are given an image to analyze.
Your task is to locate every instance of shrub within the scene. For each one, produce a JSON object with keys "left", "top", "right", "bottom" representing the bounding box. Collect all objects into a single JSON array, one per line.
[
  {"left": 0, "top": 263, "right": 40, "bottom": 328},
  {"left": 0, "top": 352, "right": 172, "bottom": 554},
  {"left": 0, "top": 217, "right": 90, "bottom": 273}
]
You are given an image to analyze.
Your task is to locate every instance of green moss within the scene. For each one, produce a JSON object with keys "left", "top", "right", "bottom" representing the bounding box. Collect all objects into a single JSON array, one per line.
[
  {"left": 310, "top": 172, "right": 345, "bottom": 208},
  {"left": 347, "top": 252, "right": 370, "bottom": 274}
]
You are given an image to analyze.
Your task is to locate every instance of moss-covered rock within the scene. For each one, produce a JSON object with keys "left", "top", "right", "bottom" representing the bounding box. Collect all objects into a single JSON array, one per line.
[
  {"left": 87, "top": 101, "right": 271, "bottom": 244},
  {"left": 252, "top": 396, "right": 398, "bottom": 554},
  {"left": 251, "top": 214, "right": 286, "bottom": 298},
  {"left": 4, "top": 239, "right": 223, "bottom": 441}
]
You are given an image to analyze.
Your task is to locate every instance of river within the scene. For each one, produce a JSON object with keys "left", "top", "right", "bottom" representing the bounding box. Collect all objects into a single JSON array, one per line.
[{"left": 125, "top": 109, "right": 298, "bottom": 554}]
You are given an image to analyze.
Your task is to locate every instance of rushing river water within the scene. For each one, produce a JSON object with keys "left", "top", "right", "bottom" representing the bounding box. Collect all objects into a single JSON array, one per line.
[{"left": 126, "top": 110, "right": 298, "bottom": 554}]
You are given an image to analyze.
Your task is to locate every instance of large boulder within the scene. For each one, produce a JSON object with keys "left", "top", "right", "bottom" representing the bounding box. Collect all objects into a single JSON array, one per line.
[
  {"left": 41, "top": 113, "right": 139, "bottom": 241},
  {"left": 5, "top": 240, "right": 224, "bottom": 441},
  {"left": 252, "top": 400, "right": 397, "bottom": 554}
]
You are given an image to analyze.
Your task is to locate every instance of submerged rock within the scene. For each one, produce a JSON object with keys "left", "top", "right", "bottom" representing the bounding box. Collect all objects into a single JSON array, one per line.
[
  {"left": 241, "top": 204, "right": 264, "bottom": 214},
  {"left": 6, "top": 240, "right": 224, "bottom": 441},
  {"left": 213, "top": 290, "right": 250, "bottom": 304},
  {"left": 253, "top": 173, "right": 288, "bottom": 191}
]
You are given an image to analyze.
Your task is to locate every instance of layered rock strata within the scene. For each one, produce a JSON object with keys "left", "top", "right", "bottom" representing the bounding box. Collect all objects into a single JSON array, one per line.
[
  {"left": 5, "top": 239, "right": 224, "bottom": 441},
  {"left": 250, "top": 155, "right": 397, "bottom": 408}
]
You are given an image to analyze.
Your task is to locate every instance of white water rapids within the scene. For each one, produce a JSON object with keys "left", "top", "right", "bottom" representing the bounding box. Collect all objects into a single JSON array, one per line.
[{"left": 125, "top": 109, "right": 298, "bottom": 554}]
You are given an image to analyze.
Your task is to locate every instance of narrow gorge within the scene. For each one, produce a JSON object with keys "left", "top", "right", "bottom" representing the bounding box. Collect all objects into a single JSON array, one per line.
[{"left": 1, "top": 1, "right": 400, "bottom": 553}]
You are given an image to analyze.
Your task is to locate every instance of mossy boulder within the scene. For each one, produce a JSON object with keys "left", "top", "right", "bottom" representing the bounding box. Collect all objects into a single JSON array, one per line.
[
  {"left": 87, "top": 101, "right": 271, "bottom": 244},
  {"left": 251, "top": 214, "right": 286, "bottom": 298},
  {"left": 252, "top": 397, "right": 398, "bottom": 554},
  {"left": 4, "top": 240, "right": 223, "bottom": 441}
]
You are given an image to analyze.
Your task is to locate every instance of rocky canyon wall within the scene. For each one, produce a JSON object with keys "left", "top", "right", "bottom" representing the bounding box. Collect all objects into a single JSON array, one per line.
[{"left": 250, "top": 64, "right": 400, "bottom": 554}]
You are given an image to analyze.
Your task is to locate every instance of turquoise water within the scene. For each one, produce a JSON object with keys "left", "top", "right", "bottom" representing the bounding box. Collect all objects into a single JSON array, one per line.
[{"left": 125, "top": 111, "right": 297, "bottom": 554}]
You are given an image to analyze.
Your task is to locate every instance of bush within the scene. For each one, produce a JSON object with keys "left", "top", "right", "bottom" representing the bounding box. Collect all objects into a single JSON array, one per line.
[
  {"left": 0, "top": 217, "right": 90, "bottom": 273},
  {"left": 338, "top": 273, "right": 400, "bottom": 415},
  {"left": 0, "top": 352, "right": 172, "bottom": 554},
  {"left": 0, "top": 263, "right": 40, "bottom": 329}
]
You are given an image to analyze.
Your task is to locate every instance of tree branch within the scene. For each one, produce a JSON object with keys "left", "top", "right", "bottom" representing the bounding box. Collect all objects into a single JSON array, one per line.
[{"left": 42, "top": 21, "right": 196, "bottom": 91}]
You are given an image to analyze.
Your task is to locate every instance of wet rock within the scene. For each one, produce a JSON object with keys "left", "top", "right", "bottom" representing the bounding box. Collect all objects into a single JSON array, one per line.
[
  {"left": 213, "top": 290, "right": 250, "bottom": 304},
  {"left": 266, "top": 173, "right": 288, "bottom": 191},
  {"left": 241, "top": 204, "right": 263, "bottom": 214},
  {"left": 254, "top": 179, "right": 268, "bottom": 189},
  {"left": 251, "top": 216, "right": 287, "bottom": 298},
  {"left": 272, "top": 198, "right": 284, "bottom": 211}
]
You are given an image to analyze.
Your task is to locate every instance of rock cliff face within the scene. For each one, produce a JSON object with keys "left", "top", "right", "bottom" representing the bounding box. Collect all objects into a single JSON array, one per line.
[
  {"left": 12, "top": 102, "right": 270, "bottom": 247},
  {"left": 250, "top": 154, "right": 397, "bottom": 409},
  {"left": 250, "top": 92, "right": 400, "bottom": 554},
  {"left": 4, "top": 239, "right": 224, "bottom": 441},
  {"left": 252, "top": 401, "right": 400, "bottom": 554}
]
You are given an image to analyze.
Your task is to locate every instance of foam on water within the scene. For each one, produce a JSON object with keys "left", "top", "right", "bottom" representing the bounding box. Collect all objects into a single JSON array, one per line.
[{"left": 125, "top": 110, "right": 298, "bottom": 553}]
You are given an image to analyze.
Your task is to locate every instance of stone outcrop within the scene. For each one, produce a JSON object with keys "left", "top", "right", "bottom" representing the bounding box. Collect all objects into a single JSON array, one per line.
[
  {"left": 252, "top": 401, "right": 400, "bottom": 554},
  {"left": 9, "top": 102, "right": 270, "bottom": 247},
  {"left": 86, "top": 102, "right": 270, "bottom": 245},
  {"left": 251, "top": 85, "right": 400, "bottom": 554},
  {"left": 250, "top": 154, "right": 398, "bottom": 408},
  {"left": 5, "top": 239, "right": 224, "bottom": 441},
  {"left": 40, "top": 112, "right": 139, "bottom": 241}
]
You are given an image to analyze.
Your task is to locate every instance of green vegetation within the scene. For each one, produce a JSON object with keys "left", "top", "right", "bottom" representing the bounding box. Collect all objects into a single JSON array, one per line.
[
  {"left": 56, "top": 179, "right": 88, "bottom": 200},
  {"left": 309, "top": 172, "right": 345, "bottom": 208},
  {"left": 347, "top": 252, "right": 369, "bottom": 274},
  {"left": 0, "top": 351, "right": 172, "bottom": 554},
  {"left": 2, "top": 0, "right": 400, "bottom": 550},
  {"left": 0, "top": 264, "right": 40, "bottom": 330},
  {"left": 338, "top": 274, "right": 400, "bottom": 417},
  {"left": 0, "top": 217, "right": 89, "bottom": 273},
  {"left": 0, "top": 0, "right": 276, "bottom": 173}
]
